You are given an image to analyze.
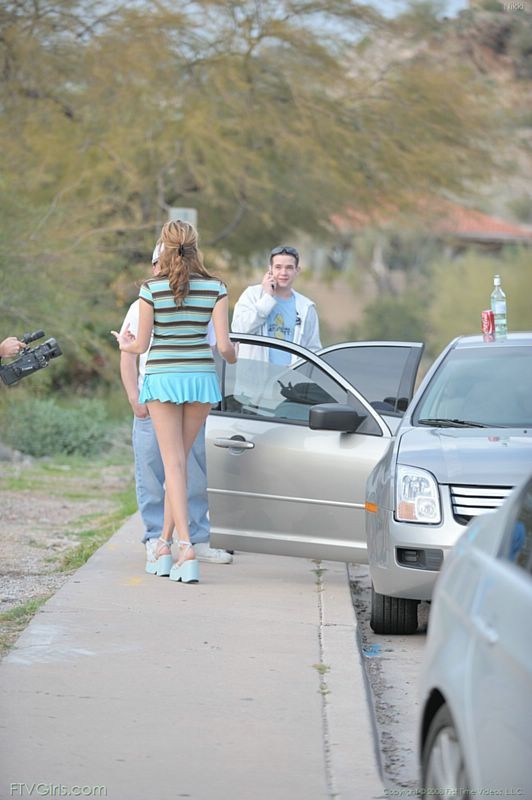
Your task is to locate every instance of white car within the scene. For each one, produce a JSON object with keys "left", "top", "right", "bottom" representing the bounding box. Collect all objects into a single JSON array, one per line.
[{"left": 418, "top": 471, "right": 532, "bottom": 795}]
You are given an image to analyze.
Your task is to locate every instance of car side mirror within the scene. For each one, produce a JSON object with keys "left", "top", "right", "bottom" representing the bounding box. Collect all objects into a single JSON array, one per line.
[{"left": 309, "top": 403, "right": 363, "bottom": 433}]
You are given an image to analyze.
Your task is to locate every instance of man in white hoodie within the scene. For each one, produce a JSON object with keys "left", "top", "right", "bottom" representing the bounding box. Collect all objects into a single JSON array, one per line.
[{"left": 231, "top": 245, "right": 321, "bottom": 361}]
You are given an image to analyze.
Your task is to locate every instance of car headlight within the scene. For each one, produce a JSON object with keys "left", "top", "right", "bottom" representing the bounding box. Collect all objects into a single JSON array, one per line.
[{"left": 395, "top": 465, "right": 441, "bottom": 523}]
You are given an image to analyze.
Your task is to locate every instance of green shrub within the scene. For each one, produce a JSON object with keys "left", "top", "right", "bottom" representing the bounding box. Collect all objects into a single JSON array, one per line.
[
  {"left": 479, "top": 0, "right": 504, "bottom": 12},
  {"left": 361, "top": 293, "right": 429, "bottom": 343},
  {"left": 1, "top": 397, "right": 110, "bottom": 457},
  {"left": 508, "top": 195, "right": 532, "bottom": 224},
  {"left": 511, "top": 23, "right": 532, "bottom": 79}
]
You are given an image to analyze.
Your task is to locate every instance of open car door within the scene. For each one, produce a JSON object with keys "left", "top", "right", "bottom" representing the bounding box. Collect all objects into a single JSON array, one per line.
[{"left": 207, "top": 335, "right": 423, "bottom": 562}]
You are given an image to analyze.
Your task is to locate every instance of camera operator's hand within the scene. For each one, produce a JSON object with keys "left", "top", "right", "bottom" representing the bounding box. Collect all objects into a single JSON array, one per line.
[{"left": 0, "top": 337, "right": 24, "bottom": 358}]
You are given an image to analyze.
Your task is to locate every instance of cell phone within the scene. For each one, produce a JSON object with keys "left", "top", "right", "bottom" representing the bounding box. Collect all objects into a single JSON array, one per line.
[{"left": 268, "top": 268, "right": 275, "bottom": 291}]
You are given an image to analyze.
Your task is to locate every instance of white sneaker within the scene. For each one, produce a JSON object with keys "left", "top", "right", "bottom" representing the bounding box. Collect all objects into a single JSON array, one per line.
[
  {"left": 193, "top": 542, "right": 233, "bottom": 564},
  {"left": 145, "top": 539, "right": 158, "bottom": 563}
]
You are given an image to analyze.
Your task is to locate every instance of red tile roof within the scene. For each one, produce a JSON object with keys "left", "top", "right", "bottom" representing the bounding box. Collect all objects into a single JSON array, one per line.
[
  {"left": 332, "top": 199, "right": 532, "bottom": 243},
  {"left": 433, "top": 200, "right": 532, "bottom": 242}
]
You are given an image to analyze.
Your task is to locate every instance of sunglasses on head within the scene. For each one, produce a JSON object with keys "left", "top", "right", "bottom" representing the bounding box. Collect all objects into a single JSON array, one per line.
[{"left": 269, "top": 245, "right": 299, "bottom": 265}]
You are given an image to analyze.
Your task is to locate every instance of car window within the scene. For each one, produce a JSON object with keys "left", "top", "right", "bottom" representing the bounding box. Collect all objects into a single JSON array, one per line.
[
  {"left": 219, "top": 341, "right": 375, "bottom": 428},
  {"left": 319, "top": 345, "right": 415, "bottom": 414},
  {"left": 414, "top": 346, "right": 532, "bottom": 427},
  {"left": 500, "top": 478, "right": 532, "bottom": 575}
]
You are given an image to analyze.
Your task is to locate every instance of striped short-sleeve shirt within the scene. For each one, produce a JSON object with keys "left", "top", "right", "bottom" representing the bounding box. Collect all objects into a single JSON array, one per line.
[{"left": 139, "top": 275, "right": 226, "bottom": 375}]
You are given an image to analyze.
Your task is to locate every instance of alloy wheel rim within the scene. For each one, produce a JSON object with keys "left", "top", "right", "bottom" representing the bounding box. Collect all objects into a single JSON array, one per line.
[{"left": 425, "top": 725, "right": 469, "bottom": 794}]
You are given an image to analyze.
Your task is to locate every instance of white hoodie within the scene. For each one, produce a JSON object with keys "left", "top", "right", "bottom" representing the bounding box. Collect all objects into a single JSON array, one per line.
[{"left": 231, "top": 284, "right": 321, "bottom": 362}]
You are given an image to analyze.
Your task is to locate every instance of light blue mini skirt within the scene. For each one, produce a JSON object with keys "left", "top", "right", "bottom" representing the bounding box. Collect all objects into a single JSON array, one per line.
[{"left": 139, "top": 372, "right": 222, "bottom": 405}]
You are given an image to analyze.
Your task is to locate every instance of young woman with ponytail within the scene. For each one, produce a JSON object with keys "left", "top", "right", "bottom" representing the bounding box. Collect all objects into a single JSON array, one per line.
[{"left": 112, "top": 220, "right": 237, "bottom": 584}]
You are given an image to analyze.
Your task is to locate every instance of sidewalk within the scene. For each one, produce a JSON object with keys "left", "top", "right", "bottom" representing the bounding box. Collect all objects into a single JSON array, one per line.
[{"left": 0, "top": 513, "right": 385, "bottom": 800}]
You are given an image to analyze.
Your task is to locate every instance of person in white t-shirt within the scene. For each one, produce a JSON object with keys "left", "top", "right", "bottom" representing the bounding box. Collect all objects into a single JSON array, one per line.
[{"left": 118, "top": 245, "right": 232, "bottom": 570}]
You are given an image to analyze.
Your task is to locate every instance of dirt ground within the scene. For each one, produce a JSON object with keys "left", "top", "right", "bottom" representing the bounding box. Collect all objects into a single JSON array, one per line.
[
  {"left": 0, "top": 447, "right": 134, "bottom": 656},
  {"left": 1, "top": 490, "right": 115, "bottom": 606}
]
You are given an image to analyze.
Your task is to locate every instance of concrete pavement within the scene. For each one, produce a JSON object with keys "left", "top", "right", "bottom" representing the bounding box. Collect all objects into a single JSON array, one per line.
[{"left": 0, "top": 513, "right": 385, "bottom": 800}]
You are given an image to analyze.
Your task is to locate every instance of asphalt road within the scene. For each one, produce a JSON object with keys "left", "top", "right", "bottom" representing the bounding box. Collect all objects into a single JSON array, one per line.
[{"left": 348, "top": 563, "right": 430, "bottom": 792}]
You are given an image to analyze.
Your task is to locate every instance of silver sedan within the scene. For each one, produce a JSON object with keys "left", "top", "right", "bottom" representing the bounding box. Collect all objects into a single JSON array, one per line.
[{"left": 366, "top": 332, "right": 532, "bottom": 634}]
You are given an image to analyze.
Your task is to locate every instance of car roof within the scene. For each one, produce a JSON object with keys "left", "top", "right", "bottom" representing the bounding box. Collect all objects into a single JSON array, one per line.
[{"left": 451, "top": 332, "right": 532, "bottom": 349}]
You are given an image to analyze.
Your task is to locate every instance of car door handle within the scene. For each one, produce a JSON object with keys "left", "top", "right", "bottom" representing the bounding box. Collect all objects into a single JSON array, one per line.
[
  {"left": 474, "top": 617, "right": 499, "bottom": 646},
  {"left": 214, "top": 437, "right": 255, "bottom": 450}
]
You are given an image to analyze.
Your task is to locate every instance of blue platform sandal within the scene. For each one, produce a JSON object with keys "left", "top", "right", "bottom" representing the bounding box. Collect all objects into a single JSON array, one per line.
[
  {"left": 169, "top": 541, "right": 199, "bottom": 584},
  {"left": 145, "top": 537, "right": 173, "bottom": 577}
]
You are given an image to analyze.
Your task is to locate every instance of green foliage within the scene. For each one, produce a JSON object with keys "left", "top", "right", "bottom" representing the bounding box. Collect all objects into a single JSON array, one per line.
[
  {"left": 0, "top": 0, "right": 500, "bottom": 393},
  {"left": 383, "top": 231, "right": 441, "bottom": 274},
  {"left": 0, "top": 596, "right": 52, "bottom": 654},
  {"left": 394, "top": 0, "right": 448, "bottom": 34},
  {"left": 508, "top": 195, "right": 532, "bottom": 224},
  {"left": 4, "top": 1, "right": 527, "bottom": 398},
  {"left": 0, "top": 597, "right": 50, "bottom": 624},
  {"left": 0, "top": 448, "right": 136, "bottom": 655},
  {"left": 360, "top": 293, "right": 429, "bottom": 343},
  {"left": 58, "top": 487, "right": 138, "bottom": 571},
  {"left": 92, "top": 385, "right": 131, "bottom": 421},
  {"left": 1, "top": 397, "right": 110, "bottom": 457},
  {"left": 462, "top": 8, "right": 532, "bottom": 80},
  {"left": 511, "top": 23, "right": 532, "bottom": 79},
  {"left": 479, "top": 0, "right": 504, "bottom": 12},
  {"left": 428, "top": 248, "right": 532, "bottom": 356}
]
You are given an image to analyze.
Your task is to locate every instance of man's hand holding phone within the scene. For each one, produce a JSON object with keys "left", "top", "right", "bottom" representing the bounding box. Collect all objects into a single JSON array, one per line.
[{"left": 262, "top": 269, "right": 276, "bottom": 296}]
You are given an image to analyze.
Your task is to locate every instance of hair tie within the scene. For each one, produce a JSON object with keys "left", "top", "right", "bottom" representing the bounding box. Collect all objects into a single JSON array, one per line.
[{"left": 178, "top": 244, "right": 185, "bottom": 257}]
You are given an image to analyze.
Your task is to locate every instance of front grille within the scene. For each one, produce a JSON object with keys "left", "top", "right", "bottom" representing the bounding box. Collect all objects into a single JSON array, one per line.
[{"left": 450, "top": 484, "right": 513, "bottom": 525}]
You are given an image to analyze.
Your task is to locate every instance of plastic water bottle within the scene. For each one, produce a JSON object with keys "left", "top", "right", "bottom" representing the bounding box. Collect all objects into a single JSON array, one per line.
[{"left": 490, "top": 274, "right": 507, "bottom": 339}]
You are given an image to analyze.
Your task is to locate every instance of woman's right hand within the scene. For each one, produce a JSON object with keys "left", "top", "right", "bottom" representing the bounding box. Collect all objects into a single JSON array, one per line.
[
  {"left": 219, "top": 340, "right": 238, "bottom": 364},
  {"left": 212, "top": 296, "right": 239, "bottom": 363},
  {"left": 228, "top": 341, "right": 239, "bottom": 364}
]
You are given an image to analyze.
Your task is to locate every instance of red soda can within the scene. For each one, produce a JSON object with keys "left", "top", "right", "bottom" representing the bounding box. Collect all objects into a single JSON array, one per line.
[{"left": 481, "top": 309, "right": 495, "bottom": 342}]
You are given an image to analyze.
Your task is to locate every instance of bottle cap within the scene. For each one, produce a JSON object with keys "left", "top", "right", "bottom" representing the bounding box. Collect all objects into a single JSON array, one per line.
[{"left": 494, "top": 274, "right": 501, "bottom": 286}]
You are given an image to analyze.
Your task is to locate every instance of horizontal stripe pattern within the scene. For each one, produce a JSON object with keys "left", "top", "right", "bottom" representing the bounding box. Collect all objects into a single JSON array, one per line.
[{"left": 139, "top": 276, "right": 226, "bottom": 375}]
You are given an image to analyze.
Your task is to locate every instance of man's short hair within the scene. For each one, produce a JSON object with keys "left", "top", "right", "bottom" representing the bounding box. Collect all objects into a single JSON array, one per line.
[{"left": 269, "top": 245, "right": 299, "bottom": 266}]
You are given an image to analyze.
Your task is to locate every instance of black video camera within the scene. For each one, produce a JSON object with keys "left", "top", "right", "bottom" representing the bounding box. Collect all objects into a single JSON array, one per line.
[{"left": 0, "top": 330, "right": 63, "bottom": 386}]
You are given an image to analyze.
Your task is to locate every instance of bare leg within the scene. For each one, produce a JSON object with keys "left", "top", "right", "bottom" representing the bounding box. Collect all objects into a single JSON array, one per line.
[
  {"left": 178, "top": 402, "right": 212, "bottom": 562},
  {"left": 149, "top": 400, "right": 211, "bottom": 564},
  {"left": 155, "top": 494, "right": 175, "bottom": 559}
]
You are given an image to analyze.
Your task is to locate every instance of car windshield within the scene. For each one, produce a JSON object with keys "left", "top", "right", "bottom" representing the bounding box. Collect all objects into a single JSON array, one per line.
[{"left": 413, "top": 345, "right": 532, "bottom": 428}]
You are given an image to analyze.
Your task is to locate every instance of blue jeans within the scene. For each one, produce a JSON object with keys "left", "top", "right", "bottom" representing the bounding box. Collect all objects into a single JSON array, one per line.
[{"left": 132, "top": 416, "right": 210, "bottom": 545}]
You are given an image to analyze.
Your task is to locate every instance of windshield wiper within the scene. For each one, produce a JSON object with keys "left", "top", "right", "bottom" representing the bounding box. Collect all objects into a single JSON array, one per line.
[{"left": 417, "top": 418, "right": 489, "bottom": 428}]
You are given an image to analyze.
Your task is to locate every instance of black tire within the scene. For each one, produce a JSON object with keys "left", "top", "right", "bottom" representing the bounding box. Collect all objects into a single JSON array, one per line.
[
  {"left": 370, "top": 584, "right": 419, "bottom": 634},
  {"left": 421, "top": 703, "right": 470, "bottom": 795}
]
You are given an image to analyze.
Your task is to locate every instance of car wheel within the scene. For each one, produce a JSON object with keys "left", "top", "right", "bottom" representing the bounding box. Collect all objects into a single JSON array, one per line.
[
  {"left": 422, "top": 703, "right": 470, "bottom": 795},
  {"left": 370, "top": 584, "right": 418, "bottom": 634}
]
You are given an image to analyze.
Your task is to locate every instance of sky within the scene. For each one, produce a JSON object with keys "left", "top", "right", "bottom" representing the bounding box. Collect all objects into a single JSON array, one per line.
[{"left": 369, "top": 0, "right": 468, "bottom": 16}]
